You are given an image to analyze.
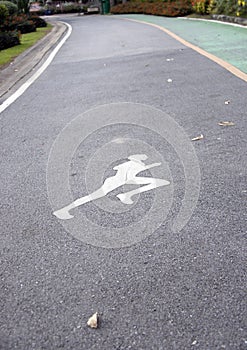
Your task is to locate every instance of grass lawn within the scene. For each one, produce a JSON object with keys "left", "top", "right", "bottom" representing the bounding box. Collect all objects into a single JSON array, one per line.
[{"left": 0, "top": 24, "right": 52, "bottom": 68}]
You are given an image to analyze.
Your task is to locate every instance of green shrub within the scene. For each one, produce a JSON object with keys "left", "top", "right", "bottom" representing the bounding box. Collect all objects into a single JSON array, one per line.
[
  {"left": 206, "top": 0, "right": 246, "bottom": 16},
  {"left": 237, "top": 0, "right": 247, "bottom": 16},
  {"left": 17, "top": 20, "right": 36, "bottom": 33},
  {"left": 0, "top": 1, "right": 18, "bottom": 15},
  {"left": 0, "top": 3, "right": 8, "bottom": 24},
  {"left": 30, "top": 15, "right": 47, "bottom": 27},
  {"left": 189, "top": 0, "right": 247, "bottom": 17},
  {"left": 207, "top": 0, "right": 217, "bottom": 13},
  {"left": 210, "top": 0, "right": 233, "bottom": 14},
  {"left": 111, "top": 0, "right": 192, "bottom": 16},
  {"left": 192, "top": 0, "right": 210, "bottom": 14},
  {"left": 63, "top": 2, "right": 81, "bottom": 12},
  {"left": 54, "top": 2, "right": 81, "bottom": 13},
  {"left": 1, "top": 14, "right": 36, "bottom": 33},
  {"left": 40, "top": 2, "right": 89, "bottom": 14},
  {"left": 0, "top": 30, "right": 20, "bottom": 49}
]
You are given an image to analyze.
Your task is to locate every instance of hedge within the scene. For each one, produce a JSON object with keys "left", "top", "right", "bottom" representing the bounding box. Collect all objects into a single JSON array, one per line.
[
  {"left": 29, "top": 16, "right": 47, "bottom": 28},
  {"left": 0, "top": 30, "right": 19, "bottom": 49},
  {"left": 111, "top": 0, "right": 246, "bottom": 17},
  {"left": 1, "top": 14, "right": 38, "bottom": 33},
  {"left": 17, "top": 20, "right": 36, "bottom": 33},
  {"left": 111, "top": 0, "right": 192, "bottom": 16},
  {"left": 211, "top": 0, "right": 247, "bottom": 17}
]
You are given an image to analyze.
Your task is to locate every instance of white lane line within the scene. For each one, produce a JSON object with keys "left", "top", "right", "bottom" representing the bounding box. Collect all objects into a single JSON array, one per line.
[
  {"left": 0, "top": 22, "right": 72, "bottom": 115},
  {"left": 178, "top": 17, "right": 247, "bottom": 29}
]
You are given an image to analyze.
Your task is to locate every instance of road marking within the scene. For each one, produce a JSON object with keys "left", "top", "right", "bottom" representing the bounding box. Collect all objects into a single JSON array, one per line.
[
  {"left": 53, "top": 154, "right": 170, "bottom": 220},
  {"left": 47, "top": 103, "right": 200, "bottom": 248},
  {"left": 123, "top": 18, "right": 247, "bottom": 83},
  {"left": 0, "top": 22, "right": 72, "bottom": 115},
  {"left": 178, "top": 17, "right": 247, "bottom": 29}
]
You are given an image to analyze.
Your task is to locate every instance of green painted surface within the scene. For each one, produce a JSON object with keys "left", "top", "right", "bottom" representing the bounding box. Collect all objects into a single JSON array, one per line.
[{"left": 120, "top": 15, "right": 247, "bottom": 73}]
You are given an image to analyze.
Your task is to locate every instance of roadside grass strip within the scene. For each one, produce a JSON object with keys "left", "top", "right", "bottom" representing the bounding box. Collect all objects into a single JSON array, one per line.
[{"left": 0, "top": 24, "right": 52, "bottom": 67}]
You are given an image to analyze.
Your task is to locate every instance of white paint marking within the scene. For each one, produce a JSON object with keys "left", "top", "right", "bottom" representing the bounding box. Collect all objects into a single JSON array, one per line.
[
  {"left": 178, "top": 17, "right": 247, "bottom": 29},
  {"left": 53, "top": 154, "right": 170, "bottom": 220},
  {"left": 0, "top": 22, "right": 72, "bottom": 115},
  {"left": 111, "top": 138, "right": 126, "bottom": 144}
]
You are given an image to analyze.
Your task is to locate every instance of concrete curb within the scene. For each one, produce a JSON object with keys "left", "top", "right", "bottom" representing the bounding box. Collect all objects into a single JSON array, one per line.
[
  {"left": 0, "top": 21, "right": 67, "bottom": 100},
  {"left": 211, "top": 14, "right": 247, "bottom": 26}
]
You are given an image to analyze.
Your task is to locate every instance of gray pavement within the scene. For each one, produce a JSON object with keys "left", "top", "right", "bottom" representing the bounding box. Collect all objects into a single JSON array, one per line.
[{"left": 0, "top": 14, "right": 246, "bottom": 350}]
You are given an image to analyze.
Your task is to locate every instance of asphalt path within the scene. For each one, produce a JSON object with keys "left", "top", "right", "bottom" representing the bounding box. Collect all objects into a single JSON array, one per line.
[
  {"left": 122, "top": 15, "right": 247, "bottom": 75},
  {"left": 0, "top": 15, "right": 246, "bottom": 349}
]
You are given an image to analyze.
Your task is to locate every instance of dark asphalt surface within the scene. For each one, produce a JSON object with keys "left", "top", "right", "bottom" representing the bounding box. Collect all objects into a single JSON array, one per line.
[{"left": 0, "top": 15, "right": 246, "bottom": 349}]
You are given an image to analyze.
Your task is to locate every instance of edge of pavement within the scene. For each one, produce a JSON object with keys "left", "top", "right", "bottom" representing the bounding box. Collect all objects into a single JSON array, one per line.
[{"left": 0, "top": 21, "right": 67, "bottom": 101}]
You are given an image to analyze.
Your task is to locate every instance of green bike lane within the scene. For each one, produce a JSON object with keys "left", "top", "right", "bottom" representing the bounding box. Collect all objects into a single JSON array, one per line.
[{"left": 118, "top": 15, "right": 247, "bottom": 76}]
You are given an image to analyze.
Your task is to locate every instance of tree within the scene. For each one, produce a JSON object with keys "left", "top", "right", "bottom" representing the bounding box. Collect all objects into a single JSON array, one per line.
[
  {"left": 0, "top": 3, "right": 9, "bottom": 24},
  {"left": 17, "top": 0, "right": 30, "bottom": 14},
  {"left": 0, "top": 1, "right": 18, "bottom": 15}
]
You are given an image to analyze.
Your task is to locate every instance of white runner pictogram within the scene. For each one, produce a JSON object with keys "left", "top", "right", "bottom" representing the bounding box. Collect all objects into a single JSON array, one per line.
[{"left": 53, "top": 154, "right": 170, "bottom": 220}]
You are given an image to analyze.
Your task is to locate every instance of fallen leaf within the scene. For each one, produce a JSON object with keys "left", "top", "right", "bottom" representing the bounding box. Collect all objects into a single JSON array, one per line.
[
  {"left": 218, "top": 121, "right": 235, "bottom": 126},
  {"left": 224, "top": 100, "right": 230, "bottom": 105},
  {"left": 191, "top": 134, "right": 204, "bottom": 141},
  {"left": 167, "top": 78, "right": 173, "bottom": 83},
  {"left": 87, "top": 312, "right": 98, "bottom": 329}
]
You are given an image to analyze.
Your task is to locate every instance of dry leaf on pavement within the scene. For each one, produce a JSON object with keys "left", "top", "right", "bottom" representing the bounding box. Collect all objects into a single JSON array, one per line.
[
  {"left": 191, "top": 134, "right": 204, "bottom": 141},
  {"left": 218, "top": 121, "right": 235, "bottom": 126},
  {"left": 87, "top": 312, "right": 98, "bottom": 329}
]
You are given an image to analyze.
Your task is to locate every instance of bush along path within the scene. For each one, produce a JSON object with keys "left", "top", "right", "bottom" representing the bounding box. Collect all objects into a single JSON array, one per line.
[
  {"left": 0, "top": 0, "right": 47, "bottom": 50},
  {"left": 111, "top": 0, "right": 192, "bottom": 17},
  {"left": 111, "top": 0, "right": 247, "bottom": 17}
]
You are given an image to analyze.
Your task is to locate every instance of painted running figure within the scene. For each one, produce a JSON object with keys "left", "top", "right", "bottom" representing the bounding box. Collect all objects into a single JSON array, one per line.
[{"left": 53, "top": 154, "right": 170, "bottom": 220}]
